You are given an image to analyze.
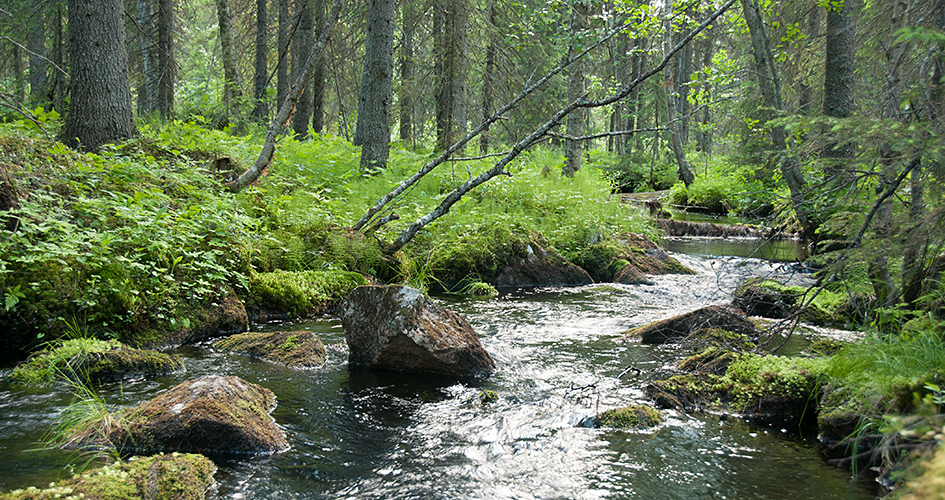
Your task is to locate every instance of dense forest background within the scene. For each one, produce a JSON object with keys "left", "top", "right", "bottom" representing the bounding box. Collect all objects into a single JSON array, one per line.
[{"left": 0, "top": 0, "right": 943, "bottom": 332}]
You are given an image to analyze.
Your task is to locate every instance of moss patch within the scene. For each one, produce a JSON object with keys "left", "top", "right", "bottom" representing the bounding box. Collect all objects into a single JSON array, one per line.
[
  {"left": 213, "top": 330, "right": 327, "bottom": 368},
  {"left": 243, "top": 270, "right": 367, "bottom": 318},
  {"left": 0, "top": 453, "right": 216, "bottom": 500},
  {"left": 714, "top": 354, "right": 828, "bottom": 421},
  {"left": 7, "top": 339, "right": 184, "bottom": 385},
  {"left": 678, "top": 347, "right": 743, "bottom": 375},
  {"left": 479, "top": 390, "right": 499, "bottom": 404},
  {"left": 595, "top": 404, "right": 662, "bottom": 429}
]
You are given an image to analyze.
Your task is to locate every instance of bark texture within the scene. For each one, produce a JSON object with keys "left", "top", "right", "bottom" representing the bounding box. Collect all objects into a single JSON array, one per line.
[
  {"left": 62, "top": 0, "right": 136, "bottom": 152},
  {"left": 353, "top": 0, "right": 396, "bottom": 171},
  {"left": 563, "top": 0, "right": 589, "bottom": 177}
]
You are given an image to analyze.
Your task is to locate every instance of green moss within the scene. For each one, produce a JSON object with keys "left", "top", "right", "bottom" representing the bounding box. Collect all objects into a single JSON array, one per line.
[
  {"left": 244, "top": 270, "right": 367, "bottom": 317},
  {"left": 7, "top": 339, "right": 184, "bottom": 385},
  {"left": 715, "top": 354, "right": 828, "bottom": 415},
  {"left": 0, "top": 453, "right": 216, "bottom": 500},
  {"left": 806, "top": 338, "right": 845, "bottom": 356},
  {"left": 595, "top": 404, "right": 662, "bottom": 429},
  {"left": 479, "top": 390, "right": 499, "bottom": 404},
  {"left": 213, "top": 331, "right": 327, "bottom": 368}
]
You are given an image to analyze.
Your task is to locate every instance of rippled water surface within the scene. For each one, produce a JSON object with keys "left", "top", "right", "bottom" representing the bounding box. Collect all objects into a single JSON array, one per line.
[{"left": 0, "top": 253, "right": 876, "bottom": 499}]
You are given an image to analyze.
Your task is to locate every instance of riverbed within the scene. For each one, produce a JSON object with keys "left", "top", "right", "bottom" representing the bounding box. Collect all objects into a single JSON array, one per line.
[{"left": 0, "top": 252, "right": 876, "bottom": 498}]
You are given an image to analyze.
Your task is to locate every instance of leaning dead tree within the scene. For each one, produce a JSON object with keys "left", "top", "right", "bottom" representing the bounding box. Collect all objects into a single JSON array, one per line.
[
  {"left": 363, "top": 0, "right": 737, "bottom": 254},
  {"left": 224, "top": 0, "right": 343, "bottom": 193}
]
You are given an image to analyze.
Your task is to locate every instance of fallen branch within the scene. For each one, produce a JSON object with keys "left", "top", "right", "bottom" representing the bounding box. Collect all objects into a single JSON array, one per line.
[{"left": 224, "top": 0, "right": 343, "bottom": 192}]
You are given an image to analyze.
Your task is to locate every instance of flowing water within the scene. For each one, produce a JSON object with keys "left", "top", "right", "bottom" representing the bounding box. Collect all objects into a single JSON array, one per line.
[{"left": 0, "top": 253, "right": 876, "bottom": 499}]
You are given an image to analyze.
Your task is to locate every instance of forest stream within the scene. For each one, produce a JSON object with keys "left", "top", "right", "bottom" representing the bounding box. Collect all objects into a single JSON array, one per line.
[{"left": 0, "top": 249, "right": 879, "bottom": 499}]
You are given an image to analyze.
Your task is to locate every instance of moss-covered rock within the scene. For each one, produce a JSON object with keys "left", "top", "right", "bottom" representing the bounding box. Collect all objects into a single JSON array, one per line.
[
  {"left": 6, "top": 338, "right": 184, "bottom": 385},
  {"left": 622, "top": 305, "right": 756, "bottom": 344},
  {"left": 713, "top": 354, "right": 828, "bottom": 424},
  {"left": 479, "top": 390, "right": 499, "bottom": 404},
  {"left": 243, "top": 270, "right": 367, "bottom": 319},
  {"left": 154, "top": 287, "right": 249, "bottom": 348},
  {"left": 595, "top": 404, "right": 662, "bottom": 429},
  {"left": 0, "top": 453, "right": 216, "bottom": 500},
  {"left": 493, "top": 242, "right": 593, "bottom": 289},
  {"left": 572, "top": 233, "right": 693, "bottom": 283},
  {"left": 213, "top": 330, "right": 327, "bottom": 368},
  {"left": 107, "top": 375, "right": 289, "bottom": 456},
  {"left": 645, "top": 373, "right": 720, "bottom": 411},
  {"left": 733, "top": 277, "right": 801, "bottom": 319}
]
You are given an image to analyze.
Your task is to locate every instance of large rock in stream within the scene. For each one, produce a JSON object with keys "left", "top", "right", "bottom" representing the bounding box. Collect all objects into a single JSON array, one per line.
[
  {"left": 342, "top": 285, "right": 496, "bottom": 378},
  {"left": 622, "top": 304, "right": 756, "bottom": 344},
  {"left": 108, "top": 375, "right": 289, "bottom": 456}
]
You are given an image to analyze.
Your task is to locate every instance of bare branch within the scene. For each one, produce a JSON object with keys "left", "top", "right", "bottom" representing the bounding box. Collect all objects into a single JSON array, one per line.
[
  {"left": 224, "top": 0, "right": 343, "bottom": 193},
  {"left": 382, "top": 0, "right": 737, "bottom": 254}
]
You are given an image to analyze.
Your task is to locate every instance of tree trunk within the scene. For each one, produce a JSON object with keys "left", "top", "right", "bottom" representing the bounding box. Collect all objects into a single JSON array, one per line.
[
  {"left": 352, "top": 0, "right": 395, "bottom": 171},
  {"left": 797, "top": 2, "right": 821, "bottom": 116},
  {"left": 137, "top": 0, "right": 156, "bottom": 115},
  {"left": 62, "top": 0, "right": 136, "bottom": 152},
  {"left": 13, "top": 44, "right": 25, "bottom": 103},
  {"left": 696, "top": 36, "right": 712, "bottom": 154},
  {"left": 675, "top": 39, "right": 691, "bottom": 145},
  {"left": 822, "top": 0, "right": 856, "bottom": 174},
  {"left": 312, "top": 0, "right": 327, "bottom": 133},
  {"left": 740, "top": 0, "right": 815, "bottom": 241},
  {"left": 662, "top": 3, "right": 694, "bottom": 187},
  {"left": 156, "top": 0, "right": 174, "bottom": 117},
  {"left": 480, "top": 1, "right": 496, "bottom": 155},
  {"left": 217, "top": 0, "right": 243, "bottom": 120},
  {"left": 225, "top": 0, "right": 343, "bottom": 193},
  {"left": 871, "top": 0, "right": 910, "bottom": 308},
  {"left": 253, "top": 0, "right": 269, "bottom": 122},
  {"left": 563, "top": 0, "right": 589, "bottom": 178},
  {"left": 277, "top": 0, "right": 290, "bottom": 108},
  {"left": 292, "top": 0, "right": 315, "bottom": 137},
  {"left": 51, "top": 1, "right": 66, "bottom": 113},
  {"left": 398, "top": 0, "right": 415, "bottom": 144},
  {"left": 434, "top": 0, "right": 469, "bottom": 153},
  {"left": 29, "top": 2, "right": 47, "bottom": 108}
]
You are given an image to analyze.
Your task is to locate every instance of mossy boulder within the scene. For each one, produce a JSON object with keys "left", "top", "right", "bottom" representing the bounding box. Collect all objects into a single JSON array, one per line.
[
  {"left": 243, "top": 270, "right": 368, "bottom": 319},
  {"left": 108, "top": 375, "right": 289, "bottom": 456},
  {"left": 733, "top": 277, "right": 801, "bottom": 319},
  {"left": 713, "top": 354, "right": 828, "bottom": 424},
  {"left": 342, "top": 285, "right": 496, "bottom": 378},
  {"left": 493, "top": 242, "right": 593, "bottom": 289},
  {"left": 595, "top": 404, "right": 662, "bottom": 429},
  {"left": 213, "top": 330, "right": 327, "bottom": 368},
  {"left": 6, "top": 339, "right": 184, "bottom": 385},
  {"left": 572, "top": 233, "right": 693, "bottom": 283},
  {"left": 0, "top": 453, "right": 216, "bottom": 500},
  {"left": 622, "top": 305, "right": 756, "bottom": 344}
]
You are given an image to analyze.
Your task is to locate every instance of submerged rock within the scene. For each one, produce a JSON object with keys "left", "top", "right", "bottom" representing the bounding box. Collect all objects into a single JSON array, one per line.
[
  {"left": 494, "top": 243, "right": 592, "bottom": 289},
  {"left": 622, "top": 305, "right": 756, "bottom": 344},
  {"left": 7, "top": 338, "right": 184, "bottom": 385},
  {"left": 213, "top": 330, "right": 327, "bottom": 368},
  {"left": 594, "top": 404, "right": 662, "bottom": 429},
  {"left": 342, "top": 285, "right": 496, "bottom": 378},
  {"left": 109, "top": 375, "right": 289, "bottom": 456},
  {"left": 0, "top": 453, "right": 216, "bottom": 500}
]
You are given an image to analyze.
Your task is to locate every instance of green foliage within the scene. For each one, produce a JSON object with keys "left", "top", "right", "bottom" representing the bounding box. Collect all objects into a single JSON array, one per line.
[
  {"left": 667, "top": 154, "right": 778, "bottom": 217},
  {"left": 826, "top": 325, "right": 945, "bottom": 414}
]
